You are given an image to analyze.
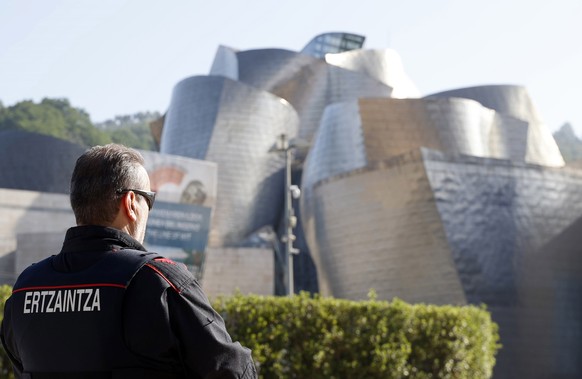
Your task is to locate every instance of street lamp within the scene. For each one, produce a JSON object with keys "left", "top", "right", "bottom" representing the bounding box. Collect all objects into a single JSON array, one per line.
[{"left": 270, "top": 133, "right": 302, "bottom": 296}]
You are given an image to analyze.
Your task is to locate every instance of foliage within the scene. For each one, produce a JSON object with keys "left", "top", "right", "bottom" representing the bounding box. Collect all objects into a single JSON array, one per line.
[
  {"left": 0, "top": 98, "right": 110, "bottom": 147},
  {"left": 212, "top": 293, "right": 500, "bottom": 379},
  {"left": 0, "top": 285, "right": 14, "bottom": 379},
  {"left": 553, "top": 122, "right": 582, "bottom": 162},
  {"left": 0, "top": 98, "right": 159, "bottom": 150},
  {"left": 95, "top": 111, "right": 160, "bottom": 150}
]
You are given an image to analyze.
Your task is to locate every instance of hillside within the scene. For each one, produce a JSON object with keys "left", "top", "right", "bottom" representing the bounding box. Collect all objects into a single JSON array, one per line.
[{"left": 0, "top": 98, "right": 158, "bottom": 151}]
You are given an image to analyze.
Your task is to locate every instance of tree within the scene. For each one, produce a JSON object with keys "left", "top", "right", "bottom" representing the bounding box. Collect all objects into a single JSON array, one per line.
[
  {"left": 553, "top": 122, "right": 582, "bottom": 162},
  {"left": 0, "top": 98, "right": 159, "bottom": 150},
  {"left": 96, "top": 111, "right": 160, "bottom": 150},
  {"left": 0, "top": 98, "right": 111, "bottom": 147}
]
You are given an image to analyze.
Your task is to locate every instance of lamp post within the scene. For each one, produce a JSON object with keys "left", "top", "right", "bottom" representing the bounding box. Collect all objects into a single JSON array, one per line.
[{"left": 271, "top": 133, "right": 301, "bottom": 296}]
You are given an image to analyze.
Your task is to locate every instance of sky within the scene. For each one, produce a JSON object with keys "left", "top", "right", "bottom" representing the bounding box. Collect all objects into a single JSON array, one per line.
[{"left": 1, "top": 0, "right": 581, "bottom": 135}]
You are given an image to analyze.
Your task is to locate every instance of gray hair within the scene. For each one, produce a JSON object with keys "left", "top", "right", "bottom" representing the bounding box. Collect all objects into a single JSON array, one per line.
[{"left": 70, "top": 144, "right": 145, "bottom": 225}]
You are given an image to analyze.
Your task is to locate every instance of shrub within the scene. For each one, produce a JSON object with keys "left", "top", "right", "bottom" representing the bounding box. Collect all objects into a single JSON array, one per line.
[
  {"left": 212, "top": 293, "right": 500, "bottom": 379},
  {"left": 0, "top": 285, "right": 14, "bottom": 379}
]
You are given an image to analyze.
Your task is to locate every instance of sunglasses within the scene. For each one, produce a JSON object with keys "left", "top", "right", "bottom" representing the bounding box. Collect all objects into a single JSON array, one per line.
[{"left": 117, "top": 189, "right": 156, "bottom": 210}]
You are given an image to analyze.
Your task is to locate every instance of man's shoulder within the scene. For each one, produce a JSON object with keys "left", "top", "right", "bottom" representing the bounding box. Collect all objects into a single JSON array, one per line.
[
  {"left": 139, "top": 257, "right": 196, "bottom": 293},
  {"left": 13, "top": 256, "right": 55, "bottom": 289}
]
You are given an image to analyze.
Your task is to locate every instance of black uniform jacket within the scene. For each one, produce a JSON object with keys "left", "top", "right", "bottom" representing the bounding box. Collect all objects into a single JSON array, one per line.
[{"left": 0, "top": 225, "right": 257, "bottom": 379}]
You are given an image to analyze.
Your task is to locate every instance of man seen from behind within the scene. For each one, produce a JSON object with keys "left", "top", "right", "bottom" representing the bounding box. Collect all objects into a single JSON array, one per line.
[{"left": 0, "top": 143, "right": 257, "bottom": 379}]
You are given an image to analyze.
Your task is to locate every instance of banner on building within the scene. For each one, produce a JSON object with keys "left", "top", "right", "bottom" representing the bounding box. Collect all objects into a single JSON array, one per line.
[{"left": 140, "top": 150, "right": 217, "bottom": 279}]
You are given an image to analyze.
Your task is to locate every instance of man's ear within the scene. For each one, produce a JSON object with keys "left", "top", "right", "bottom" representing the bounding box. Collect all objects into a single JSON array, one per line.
[{"left": 122, "top": 191, "right": 138, "bottom": 222}]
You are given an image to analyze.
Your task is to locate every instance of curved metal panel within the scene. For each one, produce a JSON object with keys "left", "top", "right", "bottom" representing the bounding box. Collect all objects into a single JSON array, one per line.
[
  {"left": 302, "top": 100, "right": 368, "bottom": 190},
  {"left": 160, "top": 76, "right": 299, "bottom": 246},
  {"left": 325, "top": 49, "right": 420, "bottom": 98},
  {"left": 236, "top": 48, "right": 319, "bottom": 90},
  {"left": 357, "top": 97, "right": 529, "bottom": 163},
  {"left": 0, "top": 130, "right": 85, "bottom": 194},
  {"left": 209, "top": 45, "right": 239, "bottom": 80},
  {"left": 426, "top": 85, "right": 565, "bottom": 167},
  {"left": 161, "top": 76, "right": 224, "bottom": 159},
  {"left": 236, "top": 49, "right": 392, "bottom": 143}
]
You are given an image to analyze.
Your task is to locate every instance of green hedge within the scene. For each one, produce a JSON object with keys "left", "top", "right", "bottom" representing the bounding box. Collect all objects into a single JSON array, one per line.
[
  {"left": 212, "top": 293, "right": 500, "bottom": 379},
  {"left": 0, "top": 285, "right": 14, "bottom": 379}
]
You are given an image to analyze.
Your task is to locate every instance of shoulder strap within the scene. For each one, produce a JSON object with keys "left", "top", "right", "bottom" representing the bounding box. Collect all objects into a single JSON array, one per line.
[
  {"left": 144, "top": 258, "right": 195, "bottom": 294},
  {"left": 112, "top": 249, "right": 161, "bottom": 287}
]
